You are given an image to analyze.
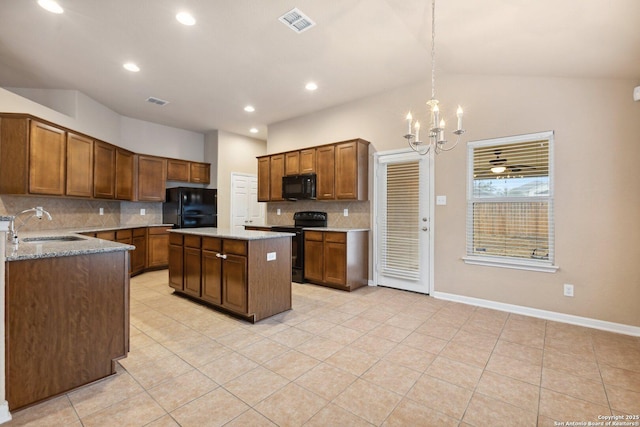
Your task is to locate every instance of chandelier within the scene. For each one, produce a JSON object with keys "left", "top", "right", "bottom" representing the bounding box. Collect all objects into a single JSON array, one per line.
[{"left": 404, "top": 0, "right": 465, "bottom": 155}]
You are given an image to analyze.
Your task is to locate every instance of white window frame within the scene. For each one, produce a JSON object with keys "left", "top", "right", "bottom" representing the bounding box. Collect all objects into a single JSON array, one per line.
[{"left": 463, "top": 131, "right": 559, "bottom": 273}]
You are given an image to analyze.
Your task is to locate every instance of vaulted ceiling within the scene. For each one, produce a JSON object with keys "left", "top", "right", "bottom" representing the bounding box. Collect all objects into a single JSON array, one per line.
[{"left": 1, "top": 0, "right": 638, "bottom": 139}]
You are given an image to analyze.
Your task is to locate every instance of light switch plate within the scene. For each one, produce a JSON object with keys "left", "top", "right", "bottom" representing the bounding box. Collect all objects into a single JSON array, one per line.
[
  {"left": 99, "top": 208, "right": 104, "bottom": 216},
  {"left": 267, "top": 252, "right": 276, "bottom": 261},
  {"left": 436, "top": 195, "right": 447, "bottom": 205},
  {"left": 277, "top": 208, "right": 281, "bottom": 215},
  {"left": 140, "top": 208, "right": 146, "bottom": 216},
  {"left": 343, "top": 208, "right": 349, "bottom": 217}
]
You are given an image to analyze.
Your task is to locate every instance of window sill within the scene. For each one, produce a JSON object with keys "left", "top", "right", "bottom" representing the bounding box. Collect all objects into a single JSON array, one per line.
[{"left": 462, "top": 256, "right": 559, "bottom": 273}]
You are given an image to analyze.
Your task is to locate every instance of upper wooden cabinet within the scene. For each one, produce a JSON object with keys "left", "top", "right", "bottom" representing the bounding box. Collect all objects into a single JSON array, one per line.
[
  {"left": 257, "top": 156, "right": 270, "bottom": 202},
  {"left": 115, "top": 148, "right": 135, "bottom": 201},
  {"left": 27, "top": 120, "right": 66, "bottom": 196},
  {"left": 167, "top": 159, "right": 190, "bottom": 181},
  {"left": 300, "top": 148, "right": 316, "bottom": 173},
  {"left": 256, "top": 139, "right": 369, "bottom": 202},
  {"left": 269, "top": 154, "right": 285, "bottom": 201},
  {"left": 190, "top": 162, "right": 210, "bottom": 184},
  {"left": 66, "top": 132, "right": 93, "bottom": 198},
  {"left": 136, "top": 155, "right": 166, "bottom": 202},
  {"left": 93, "top": 141, "right": 116, "bottom": 199}
]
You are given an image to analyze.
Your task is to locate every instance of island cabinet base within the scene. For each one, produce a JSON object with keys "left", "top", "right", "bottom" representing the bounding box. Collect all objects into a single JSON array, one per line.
[
  {"left": 5, "top": 251, "right": 130, "bottom": 411},
  {"left": 169, "top": 233, "right": 292, "bottom": 322}
]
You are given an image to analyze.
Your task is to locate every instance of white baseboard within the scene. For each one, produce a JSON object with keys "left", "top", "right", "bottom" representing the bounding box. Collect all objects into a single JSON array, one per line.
[
  {"left": 0, "top": 401, "right": 11, "bottom": 424},
  {"left": 432, "top": 291, "right": 640, "bottom": 337}
]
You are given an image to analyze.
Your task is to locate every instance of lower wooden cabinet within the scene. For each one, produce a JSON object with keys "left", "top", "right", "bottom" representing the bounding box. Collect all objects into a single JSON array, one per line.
[
  {"left": 304, "top": 230, "right": 368, "bottom": 291},
  {"left": 169, "top": 232, "right": 291, "bottom": 322},
  {"left": 147, "top": 226, "right": 170, "bottom": 268},
  {"left": 131, "top": 228, "right": 147, "bottom": 275}
]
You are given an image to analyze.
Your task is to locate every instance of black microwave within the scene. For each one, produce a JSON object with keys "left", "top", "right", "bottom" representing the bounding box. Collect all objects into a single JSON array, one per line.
[{"left": 282, "top": 174, "right": 316, "bottom": 200}]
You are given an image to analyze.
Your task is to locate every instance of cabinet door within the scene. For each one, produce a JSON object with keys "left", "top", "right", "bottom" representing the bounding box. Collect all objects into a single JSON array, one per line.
[
  {"left": 304, "top": 232, "right": 324, "bottom": 283},
  {"left": 202, "top": 250, "right": 222, "bottom": 305},
  {"left": 169, "top": 243, "right": 184, "bottom": 291},
  {"left": 167, "top": 159, "right": 190, "bottom": 181},
  {"left": 131, "top": 232, "right": 147, "bottom": 274},
  {"left": 147, "top": 229, "right": 169, "bottom": 268},
  {"left": 189, "top": 162, "right": 210, "bottom": 184},
  {"left": 300, "top": 148, "right": 316, "bottom": 173},
  {"left": 115, "top": 149, "right": 134, "bottom": 200},
  {"left": 285, "top": 151, "right": 300, "bottom": 176},
  {"left": 316, "top": 145, "right": 335, "bottom": 200},
  {"left": 222, "top": 254, "right": 248, "bottom": 314},
  {"left": 29, "top": 120, "right": 66, "bottom": 195},
  {"left": 257, "top": 156, "right": 270, "bottom": 202},
  {"left": 269, "top": 154, "right": 285, "bottom": 201},
  {"left": 335, "top": 141, "right": 359, "bottom": 199},
  {"left": 137, "top": 155, "right": 166, "bottom": 201},
  {"left": 324, "top": 233, "right": 347, "bottom": 285},
  {"left": 66, "top": 132, "right": 93, "bottom": 197},
  {"left": 184, "top": 247, "right": 202, "bottom": 297},
  {"left": 94, "top": 141, "right": 116, "bottom": 199}
]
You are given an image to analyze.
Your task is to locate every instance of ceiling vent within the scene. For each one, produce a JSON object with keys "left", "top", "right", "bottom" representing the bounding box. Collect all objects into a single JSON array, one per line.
[
  {"left": 279, "top": 8, "right": 315, "bottom": 33},
  {"left": 146, "top": 96, "right": 169, "bottom": 106}
]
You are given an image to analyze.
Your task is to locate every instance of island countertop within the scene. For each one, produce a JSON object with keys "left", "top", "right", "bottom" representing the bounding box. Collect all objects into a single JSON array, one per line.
[{"left": 169, "top": 227, "right": 294, "bottom": 240}]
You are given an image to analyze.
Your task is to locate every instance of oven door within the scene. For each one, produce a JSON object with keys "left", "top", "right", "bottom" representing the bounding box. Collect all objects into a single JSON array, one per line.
[{"left": 272, "top": 226, "right": 304, "bottom": 283}]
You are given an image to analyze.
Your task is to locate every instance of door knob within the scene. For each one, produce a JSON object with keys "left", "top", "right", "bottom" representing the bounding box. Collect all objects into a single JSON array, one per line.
[{"left": 422, "top": 227, "right": 428, "bottom": 231}]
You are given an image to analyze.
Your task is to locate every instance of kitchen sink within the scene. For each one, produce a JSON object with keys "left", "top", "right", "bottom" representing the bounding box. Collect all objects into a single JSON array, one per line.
[{"left": 22, "top": 235, "right": 87, "bottom": 244}]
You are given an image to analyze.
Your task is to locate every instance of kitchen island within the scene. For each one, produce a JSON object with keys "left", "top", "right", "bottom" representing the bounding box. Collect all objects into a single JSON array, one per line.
[
  {"left": 168, "top": 228, "right": 293, "bottom": 322},
  {"left": 4, "top": 232, "right": 132, "bottom": 411}
]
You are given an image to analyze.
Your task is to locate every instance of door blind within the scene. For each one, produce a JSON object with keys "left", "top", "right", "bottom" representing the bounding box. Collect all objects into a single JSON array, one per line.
[{"left": 380, "top": 161, "right": 421, "bottom": 280}]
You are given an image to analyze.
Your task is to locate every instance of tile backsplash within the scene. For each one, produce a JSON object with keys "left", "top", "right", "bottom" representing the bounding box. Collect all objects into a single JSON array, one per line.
[
  {"left": 266, "top": 200, "right": 370, "bottom": 229},
  {"left": 0, "top": 195, "right": 163, "bottom": 231}
]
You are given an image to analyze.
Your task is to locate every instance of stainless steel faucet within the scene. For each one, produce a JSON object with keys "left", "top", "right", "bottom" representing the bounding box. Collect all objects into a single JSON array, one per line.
[{"left": 8, "top": 207, "right": 53, "bottom": 244}]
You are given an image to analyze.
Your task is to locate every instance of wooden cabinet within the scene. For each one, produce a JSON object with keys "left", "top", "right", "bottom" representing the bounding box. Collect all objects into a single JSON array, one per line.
[
  {"left": 316, "top": 145, "right": 335, "bottom": 200},
  {"left": 335, "top": 139, "right": 368, "bottom": 200},
  {"left": 115, "top": 148, "right": 135, "bottom": 200},
  {"left": 66, "top": 132, "right": 93, "bottom": 198},
  {"left": 190, "top": 162, "right": 210, "bottom": 184},
  {"left": 269, "top": 154, "right": 285, "bottom": 201},
  {"left": 169, "top": 233, "right": 184, "bottom": 291},
  {"left": 5, "top": 251, "right": 129, "bottom": 410},
  {"left": 131, "top": 228, "right": 147, "bottom": 275},
  {"left": 168, "top": 232, "right": 291, "bottom": 322},
  {"left": 285, "top": 151, "right": 300, "bottom": 176},
  {"left": 136, "top": 155, "right": 166, "bottom": 201},
  {"left": 147, "top": 226, "right": 170, "bottom": 269},
  {"left": 300, "top": 148, "right": 316, "bottom": 173},
  {"left": 167, "top": 159, "right": 190, "bottom": 181},
  {"left": 94, "top": 141, "right": 116, "bottom": 199},
  {"left": 304, "top": 230, "right": 368, "bottom": 291},
  {"left": 29, "top": 120, "right": 66, "bottom": 196},
  {"left": 257, "top": 156, "right": 270, "bottom": 202}
]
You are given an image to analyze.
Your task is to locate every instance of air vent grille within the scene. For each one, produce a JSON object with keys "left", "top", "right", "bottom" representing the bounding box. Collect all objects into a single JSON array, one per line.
[
  {"left": 279, "top": 8, "right": 315, "bottom": 33},
  {"left": 146, "top": 96, "right": 169, "bottom": 106}
]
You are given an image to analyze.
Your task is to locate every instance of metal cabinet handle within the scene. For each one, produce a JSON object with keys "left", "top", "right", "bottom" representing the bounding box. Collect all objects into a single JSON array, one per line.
[{"left": 216, "top": 253, "right": 227, "bottom": 259}]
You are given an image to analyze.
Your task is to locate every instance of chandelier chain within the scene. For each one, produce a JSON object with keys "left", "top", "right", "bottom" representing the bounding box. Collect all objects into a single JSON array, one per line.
[{"left": 431, "top": 0, "right": 436, "bottom": 101}]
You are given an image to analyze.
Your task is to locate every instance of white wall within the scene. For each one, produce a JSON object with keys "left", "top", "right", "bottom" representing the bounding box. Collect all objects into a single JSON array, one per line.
[
  {"left": 268, "top": 74, "right": 640, "bottom": 328},
  {"left": 119, "top": 116, "right": 204, "bottom": 160}
]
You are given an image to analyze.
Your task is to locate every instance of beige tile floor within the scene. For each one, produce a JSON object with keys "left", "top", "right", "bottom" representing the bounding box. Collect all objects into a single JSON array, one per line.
[{"left": 6, "top": 270, "right": 640, "bottom": 426}]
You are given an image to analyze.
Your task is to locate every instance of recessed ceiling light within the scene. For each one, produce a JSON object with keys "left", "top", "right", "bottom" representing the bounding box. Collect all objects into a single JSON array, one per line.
[
  {"left": 123, "top": 62, "right": 140, "bottom": 72},
  {"left": 176, "top": 12, "right": 196, "bottom": 26},
  {"left": 38, "top": 0, "right": 64, "bottom": 14},
  {"left": 305, "top": 82, "right": 318, "bottom": 91},
  {"left": 250, "top": 128, "right": 259, "bottom": 134},
  {"left": 244, "top": 105, "right": 255, "bottom": 113}
]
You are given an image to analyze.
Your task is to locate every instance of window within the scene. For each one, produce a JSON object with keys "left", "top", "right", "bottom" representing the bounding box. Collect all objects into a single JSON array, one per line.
[{"left": 464, "top": 131, "right": 558, "bottom": 272}]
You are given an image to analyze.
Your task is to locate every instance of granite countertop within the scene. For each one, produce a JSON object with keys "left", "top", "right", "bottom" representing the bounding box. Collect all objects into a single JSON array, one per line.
[
  {"left": 5, "top": 230, "right": 134, "bottom": 262},
  {"left": 170, "top": 227, "right": 295, "bottom": 240},
  {"left": 246, "top": 224, "right": 370, "bottom": 232},
  {"left": 0, "top": 216, "right": 12, "bottom": 221},
  {"left": 73, "top": 224, "right": 173, "bottom": 233}
]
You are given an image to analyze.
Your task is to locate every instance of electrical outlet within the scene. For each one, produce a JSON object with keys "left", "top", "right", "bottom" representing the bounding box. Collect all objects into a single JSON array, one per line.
[
  {"left": 140, "top": 208, "right": 146, "bottom": 216},
  {"left": 277, "top": 208, "right": 281, "bottom": 216},
  {"left": 563, "top": 283, "right": 574, "bottom": 297},
  {"left": 36, "top": 206, "right": 44, "bottom": 218},
  {"left": 436, "top": 195, "right": 447, "bottom": 205},
  {"left": 343, "top": 208, "right": 349, "bottom": 217},
  {"left": 99, "top": 208, "right": 104, "bottom": 216},
  {"left": 267, "top": 252, "right": 276, "bottom": 261}
]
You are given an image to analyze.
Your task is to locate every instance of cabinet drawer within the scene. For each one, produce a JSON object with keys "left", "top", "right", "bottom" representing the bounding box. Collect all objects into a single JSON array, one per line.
[
  {"left": 169, "top": 233, "right": 183, "bottom": 245},
  {"left": 96, "top": 231, "right": 116, "bottom": 241},
  {"left": 325, "top": 232, "right": 346, "bottom": 243},
  {"left": 148, "top": 226, "right": 170, "bottom": 235},
  {"left": 305, "top": 231, "right": 324, "bottom": 242},
  {"left": 116, "top": 229, "right": 132, "bottom": 240},
  {"left": 184, "top": 235, "right": 201, "bottom": 248},
  {"left": 132, "top": 228, "right": 146, "bottom": 238},
  {"left": 202, "top": 237, "right": 222, "bottom": 252},
  {"left": 223, "top": 239, "right": 247, "bottom": 256}
]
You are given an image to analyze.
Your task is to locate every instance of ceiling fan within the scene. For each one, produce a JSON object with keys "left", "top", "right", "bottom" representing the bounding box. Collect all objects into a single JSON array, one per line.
[{"left": 489, "top": 150, "right": 536, "bottom": 174}]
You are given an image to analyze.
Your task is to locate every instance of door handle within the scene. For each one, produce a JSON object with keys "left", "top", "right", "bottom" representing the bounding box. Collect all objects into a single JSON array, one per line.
[{"left": 422, "top": 227, "right": 429, "bottom": 231}]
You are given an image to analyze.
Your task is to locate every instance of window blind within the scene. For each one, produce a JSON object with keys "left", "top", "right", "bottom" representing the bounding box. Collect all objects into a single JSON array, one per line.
[
  {"left": 467, "top": 133, "right": 554, "bottom": 265},
  {"left": 379, "top": 161, "right": 421, "bottom": 280}
]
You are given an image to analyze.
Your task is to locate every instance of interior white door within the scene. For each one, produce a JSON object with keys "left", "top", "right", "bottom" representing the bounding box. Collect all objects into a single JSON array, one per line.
[
  {"left": 374, "top": 150, "right": 432, "bottom": 294},
  {"left": 231, "top": 173, "right": 265, "bottom": 232}
]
